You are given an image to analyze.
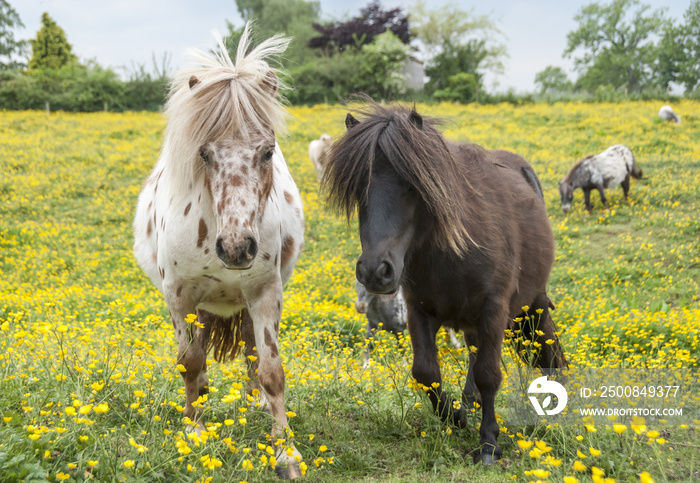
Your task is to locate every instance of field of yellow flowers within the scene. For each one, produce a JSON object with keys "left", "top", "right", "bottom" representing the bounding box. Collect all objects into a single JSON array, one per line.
[{"left": 1, "top": 101, "right": 698, "bottom": 482}]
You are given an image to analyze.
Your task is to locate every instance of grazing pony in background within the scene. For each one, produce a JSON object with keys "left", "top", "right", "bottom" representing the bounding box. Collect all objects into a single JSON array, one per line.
[
  {"left": 133, "top": 24, "right": 305, "bottom": 479},
  {"left": 356, "top": 280, "right": 463, "bottom": 368},
  {"left": 309, "top": 133, "right": 333, "bottom": 182},
  {"left": 324, "top": 99, "right": 567, "bottom": 465},
  {"left": 355, "top": 280, "right": 408, "bottom": 367},
  {"left": 659, "top": 105, "right": 681, "bottom": 124},
  {"left": 559, "top": 144, "right": 643, "bottom": 213}
]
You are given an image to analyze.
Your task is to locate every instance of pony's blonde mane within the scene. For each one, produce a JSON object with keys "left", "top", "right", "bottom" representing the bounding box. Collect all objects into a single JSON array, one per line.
[{"left": 160, "top": 23, "right": 290, "bottom": 192}]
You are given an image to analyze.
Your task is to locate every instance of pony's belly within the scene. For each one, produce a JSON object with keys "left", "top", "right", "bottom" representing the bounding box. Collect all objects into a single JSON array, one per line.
[{"left": 196, "top": 300, "right": 246, "bottom": 317}]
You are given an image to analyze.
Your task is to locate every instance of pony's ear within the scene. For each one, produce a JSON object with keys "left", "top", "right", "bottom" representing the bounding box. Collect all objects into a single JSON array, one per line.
[
  {"left": 189, "top": 76, "right": 200, "bottom": 89},
  {"left": 262, "top": 71, "right": 278, "bottom": 94},
  {"left": 409, "top": 110, "right": 423, "bottom": 129},
  {"left": 345, "top": 113, "right": 360, "bottom": 130}
]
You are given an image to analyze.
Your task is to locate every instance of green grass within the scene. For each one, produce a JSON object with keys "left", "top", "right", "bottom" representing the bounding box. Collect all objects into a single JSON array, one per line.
[{"left": 1, "top": 103, "right": 699, "bottom": 482}]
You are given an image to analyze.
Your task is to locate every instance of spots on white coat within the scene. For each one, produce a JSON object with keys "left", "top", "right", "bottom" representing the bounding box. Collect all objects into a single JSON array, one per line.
[
  {"left": 280, "top": 236, "right": 295, "bottom": 269},
  {"left": 197, "top": 219, "right": 208, "bottom": 248}
]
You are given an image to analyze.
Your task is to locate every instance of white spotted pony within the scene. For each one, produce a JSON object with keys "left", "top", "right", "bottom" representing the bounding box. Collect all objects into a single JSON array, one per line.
[
  {"left": 308, "top": 133, "right": 332, "bottom": 182},
  {"left": 133, "top": 24, "right": 305, "bottom": 478}
]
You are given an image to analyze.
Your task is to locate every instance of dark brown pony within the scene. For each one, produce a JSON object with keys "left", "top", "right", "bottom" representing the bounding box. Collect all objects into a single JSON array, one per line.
[{"left": 324, "top": 101, "right": 567, "bottom": 465}]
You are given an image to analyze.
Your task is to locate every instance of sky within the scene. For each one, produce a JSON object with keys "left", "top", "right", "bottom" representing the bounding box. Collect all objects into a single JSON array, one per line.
[{"left": 11, "top": 0, "right": 692, "bottom": 93}]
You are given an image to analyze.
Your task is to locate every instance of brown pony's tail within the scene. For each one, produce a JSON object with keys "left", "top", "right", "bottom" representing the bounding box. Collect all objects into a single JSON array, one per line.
[{"left": 208, "top": 311, "right": 244, "bottom": 362}]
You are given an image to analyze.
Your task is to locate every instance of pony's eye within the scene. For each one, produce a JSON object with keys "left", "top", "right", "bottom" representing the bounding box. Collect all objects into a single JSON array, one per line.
[
  {"left": 200, "top": 149, "right": 209, "bottom": 163},
  {"left": 263, "top": 150, "right": 274, "bottom": 162}
]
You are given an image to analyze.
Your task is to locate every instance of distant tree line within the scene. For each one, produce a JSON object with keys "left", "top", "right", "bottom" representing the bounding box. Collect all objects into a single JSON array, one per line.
[
  {"left": 1, "top": 0, "right": 699, "bottom": 112},
  {"left": 535, "top": 0, "right": 700, "bottom": 100},
  {"left": 0, "top": 8, "right": 167, "bottom": 111}
]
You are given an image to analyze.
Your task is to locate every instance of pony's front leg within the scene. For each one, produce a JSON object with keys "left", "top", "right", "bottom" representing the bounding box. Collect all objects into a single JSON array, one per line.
[
  {"left": 240, "top": 309, "right": 271, "bottom": 410},
  {"left": 408, "top": 304, "right": 465, "bottom": 427},
  {"left": 583, "top": 188, "right": 593, "bottom": 212},
  {"left": 244, "top": 277, "right": 302, "bottom": 479},
  {"left": 596, "top": 185, "right": 608, "bottom": 208},
  {"left": 164, "top": 290, "right": 209, "bottom": 431},
  {"left": 472, "top": 301, "right": 507, "bottom": 465}
]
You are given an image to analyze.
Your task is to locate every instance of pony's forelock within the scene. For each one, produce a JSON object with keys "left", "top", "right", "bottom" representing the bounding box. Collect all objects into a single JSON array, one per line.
[
  {"left": 325, "top": 101, "right": 475, "bottom": 255},
  {"left": 160, "top": 22, "right": 290, "bottom": 193}
]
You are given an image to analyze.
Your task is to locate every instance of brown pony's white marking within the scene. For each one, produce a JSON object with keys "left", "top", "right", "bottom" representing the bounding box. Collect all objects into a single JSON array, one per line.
[{"left": 133, "top": 23, "right": 305, "bottom": 479}]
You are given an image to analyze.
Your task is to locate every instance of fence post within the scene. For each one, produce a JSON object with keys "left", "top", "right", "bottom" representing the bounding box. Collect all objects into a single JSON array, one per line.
[{"left": 45, "top": 101, "right": 50, "bottom": 115}]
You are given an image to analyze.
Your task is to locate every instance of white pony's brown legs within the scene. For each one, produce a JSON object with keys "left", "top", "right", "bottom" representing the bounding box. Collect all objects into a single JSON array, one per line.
[
  {"left": 169, "top": 311, "right": 208, "bottom": 428},
  {"left": 244, "top": 277, "right": 302, "bottom": 479},
  {"left": 240, "top": 310, "right": 267, "bottom": 408},
  {"left": 194, "top": 310, "right": 213, "bottom": 395}
]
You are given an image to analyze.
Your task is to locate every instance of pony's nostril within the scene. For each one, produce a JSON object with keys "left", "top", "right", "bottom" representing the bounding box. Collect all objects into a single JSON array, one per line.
[
  {"left": 215, "top": 238, "right": 225, "bottom": 258},
  {"left": 376, "top": 260, "right": 394, "bottom": 284},
  {"left": 245, "top": 237, "right": 258, "bottom": 260},
  {"left": 356, "top": 261, "right": 367, "bottom": 285}
]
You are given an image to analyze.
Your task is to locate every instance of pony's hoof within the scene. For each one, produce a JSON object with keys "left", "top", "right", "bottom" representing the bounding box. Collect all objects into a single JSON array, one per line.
[
  {"left": 185, "top": 423, "right": 203, "bottom": 437},
  {"left": 472, "top": 446, "right": 501, "bottom": 465},
  {"left": 275, "top": 462, "right": 302, "bottom": 479},
  {"left": 454, "top": 408, "right": 467, "bottom": 429}
]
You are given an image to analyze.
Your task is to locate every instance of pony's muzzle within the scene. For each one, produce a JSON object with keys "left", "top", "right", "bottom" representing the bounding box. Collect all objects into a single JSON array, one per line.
[
  {"left": 355, "top": 300, "right": 368, "bottom": 314},
  {"left": 356, "top": 258, "right": 397, "bottom": 294},
  {"left": 216, "top": 236, "right": 258, "bottom": 269}
]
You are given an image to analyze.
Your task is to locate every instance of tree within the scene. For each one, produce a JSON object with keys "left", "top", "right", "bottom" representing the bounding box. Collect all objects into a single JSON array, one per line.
[
  {"left": 564, "top": 0, "right": 668, "bottom": 93},
  {"left": 226, "top": 0, "right": 320, "bottom": 66},
  {"left": 356, "top": 30, "right": 411, "bottom": 99},
  {"left": 409, "top": 0, "right": 506, "bottom": 96},
  {"left": 308, "top": 1, "right": 410, "bottom": 54},
  {"left": 424, "top": 40, "right": 489, "bottom": 94},
  {"left": 433, "top": 72, "right": 479, "bottom": 103},
  {"left": 28, "top": 12, "right": 77, "bottom": 70},
  {"left": 534, "top": 66, "right": 572, "bottom": 94},
  {"left": 674, "top": 0, "right": 700, "bottom": 93},
  {"left": 286, "top": 29, "right": 410, "bottom": 104},
  {"left": 0, "top": 0, "right": 28, "bottom": 70},
  {"left": 654, "top": 22, "right": 683, "bottom": 90}
]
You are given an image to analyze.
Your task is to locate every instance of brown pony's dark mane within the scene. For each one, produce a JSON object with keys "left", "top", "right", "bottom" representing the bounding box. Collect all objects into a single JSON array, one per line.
[{"left": 324, "top": 100, "right": 475, "bottom": 254}]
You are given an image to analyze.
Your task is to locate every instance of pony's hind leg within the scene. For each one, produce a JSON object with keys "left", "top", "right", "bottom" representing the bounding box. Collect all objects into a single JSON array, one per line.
[
  {"left": 511, "top": 293, "right": 567, "bottom": 371},
  {"left": 461, "top": 333, "right": 481, "bottom": 411},
  {"left": 621, "top": 174, "right": 631, "bottom": 201},
  {"left": 407, "top": 304, "right": 466, "bottom": 428}
]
